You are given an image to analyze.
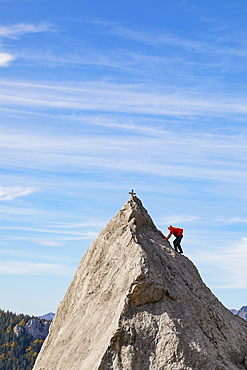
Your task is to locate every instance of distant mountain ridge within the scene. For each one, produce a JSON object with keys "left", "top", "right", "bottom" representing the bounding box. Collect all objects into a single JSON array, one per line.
[
  {"left": 231, "top": 306, "right": 247, "bottom": 321},
  {"left": 37, "top": 312, "right": 55, "bottom": 321}
]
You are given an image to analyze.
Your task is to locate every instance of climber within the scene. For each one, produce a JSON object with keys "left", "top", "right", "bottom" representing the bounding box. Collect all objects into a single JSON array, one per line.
[{"left": 164, "top": 225, "right": 183, "bottom": 254}]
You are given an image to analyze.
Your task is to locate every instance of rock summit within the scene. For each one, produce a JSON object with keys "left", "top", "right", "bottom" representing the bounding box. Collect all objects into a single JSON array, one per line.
[{"left": 34, "top": 196, "right": 247, "bottom": 370}]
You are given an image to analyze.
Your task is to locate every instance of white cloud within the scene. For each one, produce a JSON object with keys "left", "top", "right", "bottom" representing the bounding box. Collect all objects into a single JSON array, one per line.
[
  {"left": 110, "top": 25, "right": 205, "bottom": 52},
  {"left": 0, "top": 52, "right": 15, "bottom": 66},
  {"left": 34, "top": 240, "right": 64, "bottom": 247},
  {"left": 53, "top": 220, "right": 106, "bottom": 228},
  {"left": 0, "top": 261, "right": 74, "bottom": 275},
  {"left": 91, "top": 21, "right": 247, "bottom": 58},
  {"left": 0, "top": 22, "right": 54, "bottom": 38},
  {"left": 0, "top": 248, "right": 76, "bottom": 263},
  {"left": 1, "top": 125, "right": 247, "bottom": 184},
  {"left": 192, "top": 238, "right": 247, "bottom": 289},
  {"left": 159, "top": 215, "right": 200, "bottom": 225},
  {"left": 1, "top": 78, "right": 247, "bottom": 118},
  {"left": 0, "top": 205, "right": 39, "bottom": 215},
  {"left": 0, "top": 185, "right": 38, "bottom": 201},
  {"left": 226, "top": 217, "right": 247, "bottom": 224},
  {"left": 0, "top": 226, "right": 98, "bottom": 238}
]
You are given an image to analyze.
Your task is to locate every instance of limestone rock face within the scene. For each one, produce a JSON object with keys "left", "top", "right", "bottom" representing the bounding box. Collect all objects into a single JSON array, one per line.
[
  {"left": 25, "top": 319, "right": 51, "bottom": 340},
  {"left": 33, "top": 197, "right": 247, "bottom": 370}
]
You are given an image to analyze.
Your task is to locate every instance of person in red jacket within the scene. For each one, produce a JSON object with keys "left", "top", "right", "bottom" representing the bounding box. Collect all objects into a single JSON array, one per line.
[{"left": 165, "top": 225, "right": 183, "bottom": 254}]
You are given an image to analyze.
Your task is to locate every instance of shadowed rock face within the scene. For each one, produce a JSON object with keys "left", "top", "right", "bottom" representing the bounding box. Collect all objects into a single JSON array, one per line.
[
  {"left": 236, "top": 306, "right": 247, "bottom": 321},
  {"left": 33, "top": 197, "right": 247, "bottom": 370}
]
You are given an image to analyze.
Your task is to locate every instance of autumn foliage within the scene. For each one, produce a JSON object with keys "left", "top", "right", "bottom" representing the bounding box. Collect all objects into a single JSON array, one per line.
[{"left": 0, "top": 309, "right": 46, "bottom": 370}]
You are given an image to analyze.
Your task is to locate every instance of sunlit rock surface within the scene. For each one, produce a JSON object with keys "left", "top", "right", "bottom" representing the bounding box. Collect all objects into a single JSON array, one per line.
[{"left": 33, "top": 197, "right": 247, "bottom": 370}]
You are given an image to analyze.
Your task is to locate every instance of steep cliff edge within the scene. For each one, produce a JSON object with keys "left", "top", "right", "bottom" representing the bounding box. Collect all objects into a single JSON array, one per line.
[{"left": 33, "top": 196, "right": 247, "bottom": 370}]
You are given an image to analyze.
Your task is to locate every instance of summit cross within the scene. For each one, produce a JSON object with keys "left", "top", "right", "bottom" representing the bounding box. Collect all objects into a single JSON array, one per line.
[{"left": 129, "top": 189, "right": 136, "bottom": 197}]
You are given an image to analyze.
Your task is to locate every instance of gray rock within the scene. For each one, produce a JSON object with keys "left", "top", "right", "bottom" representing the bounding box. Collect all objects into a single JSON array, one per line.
[
  {"left": 33, "top": 197, "right": 247, "bottom": 370},
  {"left": 25, "top": 318, "right": 51, "bottom": 340},
  {"left": 237, "top": 306, "right": 247, "bottom": 321},
  {"left": 13, "top": 324, "right": 24, "bottom": 337}
]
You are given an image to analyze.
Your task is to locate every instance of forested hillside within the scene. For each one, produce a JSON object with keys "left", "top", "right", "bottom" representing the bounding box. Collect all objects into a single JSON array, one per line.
[{"left": 0, "top": 309, "right": 50, "bottom": 370}]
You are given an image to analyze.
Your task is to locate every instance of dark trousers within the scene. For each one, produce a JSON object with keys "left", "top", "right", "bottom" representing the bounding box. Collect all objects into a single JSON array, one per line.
[{"left": 173, "top": 235, "right": 183, "bottom": 253}]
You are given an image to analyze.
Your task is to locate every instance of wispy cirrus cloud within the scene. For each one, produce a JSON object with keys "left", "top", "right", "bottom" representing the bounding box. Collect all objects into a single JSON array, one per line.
[
  {"left": 226, "top": 217, "right": 247, "bottom": 224},
  {"left": 108, "top": 24, "right": 205, "bottom": 51},
  {"left": 90, "top": 20, "right": 247, "bottom": 58},
  {"left": 1, "top": 124, "right": 247, "bottom": 184},
  {"left": 0, "top": 185, "right": 38, "bottom": 201},
  {"left": 0, "top": 248, "right": 75, "bottom": 262},
  {"left": 0, "top": 118, "right": 247, "bottom": 182},
  {"left": 53, "top": 220, "right": 106, "bottom": 228},
  {"left": 0, "top": 261, "right": 74, "bottom": 275},
  {"left": 158, "top": 215, "right": 200, "bottom": 225},
  {"left": 0, "top": 226, "right": 98, "bottom": 238},
  {"left": 32, "top": 240, "right": 64, "bottom": 247},
  {"left": 1, "top": 79, "right": 247, "bottom": 118},
  {"left": 0, "top": 22, "right": 54, "bottom": 68},
  {"left": 0, "top": 22, "right": 54, "bottom": 38},
  {"left": 192, "top": 238, "right": 247, "bottom": 289}
]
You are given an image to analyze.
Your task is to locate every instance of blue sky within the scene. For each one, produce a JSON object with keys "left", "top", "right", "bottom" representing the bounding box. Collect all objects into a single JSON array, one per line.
[{"left": 1, "top": 0, "right": 247, "bottom": 315}]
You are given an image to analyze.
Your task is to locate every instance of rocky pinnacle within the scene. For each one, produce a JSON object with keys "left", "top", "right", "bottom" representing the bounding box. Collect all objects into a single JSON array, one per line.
[{"left": 33, "top": 196, "right": 247, "bottom": 370}]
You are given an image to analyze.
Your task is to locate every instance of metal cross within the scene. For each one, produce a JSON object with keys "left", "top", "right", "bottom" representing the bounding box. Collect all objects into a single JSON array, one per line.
[{"left": 129, "top": 189, "right": 136, "bottom": 197}]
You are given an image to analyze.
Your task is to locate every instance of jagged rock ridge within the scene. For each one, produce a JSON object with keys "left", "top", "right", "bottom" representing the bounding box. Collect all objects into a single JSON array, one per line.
[
  {"left": 13, "top": 318, "right": 51, "bottom": 340},
  {"left": 37, "top": 312, "right": 55, "bottom": 321},
  {"left": 34, "top": 197, "right": 247, "bottom": 370},
  {"left": 231, "top": 306, "right": 247, "bottom": 321},
  {"left": 25, "top": 319, "right": 51, "bottom": 340}
]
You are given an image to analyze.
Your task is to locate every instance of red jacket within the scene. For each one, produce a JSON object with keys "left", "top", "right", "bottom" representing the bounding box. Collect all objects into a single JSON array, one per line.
[{"left": 170, "top": 227, "right": 183, "bottom": 236}]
